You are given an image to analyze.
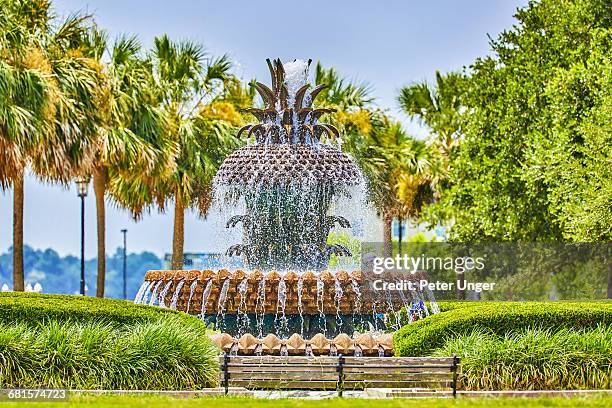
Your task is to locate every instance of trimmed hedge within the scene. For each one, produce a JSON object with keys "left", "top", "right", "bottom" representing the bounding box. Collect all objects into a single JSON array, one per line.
[
  {"left": 394, "top": 301, "right": 612, "bottom": 356},
  {"left": 433, "top": 326, "right": 612, "bottom": 390},
  {"left": 0, "top": 292, "right": 205, "bottom": 329}
]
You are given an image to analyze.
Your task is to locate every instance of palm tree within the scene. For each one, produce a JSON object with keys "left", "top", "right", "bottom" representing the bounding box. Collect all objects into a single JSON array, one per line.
[
  {"left": 147, "top": 35, "right": 237, "bottom": 269},
  {"left": 78, "top": 30, "right": 172, "bottom": 297},
  {"left": 0, "top": 0, "right": 55, "bottom": 291},
  {"left": 314, "top": 63, "right": 373, "bottom": 110},
  {"left": 398, "top": 71, "right": 466, "bottom": 159},
  {"left": 351, "top": 116, "right": 436, "bottom": 255},
  {"left": 1, "top": 1, "right": 103, "bottom": 290}
]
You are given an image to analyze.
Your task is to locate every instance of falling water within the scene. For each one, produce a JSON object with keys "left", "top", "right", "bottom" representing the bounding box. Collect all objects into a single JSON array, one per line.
[
  {"left": 216, "top": 279, "right": 231, "bottom": 330},
  {"left": 398, "top": 288, "right": 414, "bottom": 325},
  {"left": 371, "top": 300, "right": 379, "bottom": 331},
  {"left": 186, "top": 279, "right": 198, "bottom": 314},
  {"left": 305, "top": 344, "right": 314, "bottom": 357},
  {"left": 425, "top": 287, "right": 440, "bottom": 314},
  {"left": 133, "top": 281, "right": 150, "bottom": 304},
  {"left": 274, "top": 276, "right": 289, "bottom": 338},
  {"left": 158, "top": 281, "right": 173, "bottom": 308},
  {"left": 297, "top": 276, "right": 304, "bottom": 337},
  {"left": 384, "top": 288, "right": 400, "bottom": 331},
  {"left": 170, "top": 279, "right": 185, "bottom": 309},
  {"left": 229, "top": 342, "right": 239, "bottom": 356},
  {"left": 148, "top": 281, "right": 163, "bottom": 306},
  {"left": 351, "top": 278, "right": 362, "bottom": 330},
  {"left": 237, "top": 278, "right": 250, "bottom": 336},
  {"left": 255, "top": 278, "right": 266, "bottom": 338},
  {"left": 334, "top": 278, "right": 344, "bottom": 329},
  {"left": 316, "top": 276, "right": 327, "bottom": 336},
  {"left": 329, "top": 344, "right": 337, "bottom": 356},
  {"left": 139, "top": 281, "right": 153, "bottom": 305},
  {"left": 354, "top": 346, "right": 363, "bottom": 357},
  {"left": 199, "top": 279, "right": 214, "bottom": 319}
]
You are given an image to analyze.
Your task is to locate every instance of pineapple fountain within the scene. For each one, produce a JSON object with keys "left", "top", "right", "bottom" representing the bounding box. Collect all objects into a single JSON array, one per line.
[{"left": 134, "top": 59, "right": 437, "bottom": 356}]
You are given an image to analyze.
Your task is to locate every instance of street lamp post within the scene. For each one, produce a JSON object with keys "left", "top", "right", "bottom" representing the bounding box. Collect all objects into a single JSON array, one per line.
[
  {"left": 76, "top": 176, "right": 90, "bottom": 296},
  {"left": 121, "top": 229, "right": 127, "bottom": 300}
]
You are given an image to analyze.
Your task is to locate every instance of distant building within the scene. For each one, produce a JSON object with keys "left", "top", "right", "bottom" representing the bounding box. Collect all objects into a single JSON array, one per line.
[{"left": 392, "top": 219, "right": 446, "bottom": 241}]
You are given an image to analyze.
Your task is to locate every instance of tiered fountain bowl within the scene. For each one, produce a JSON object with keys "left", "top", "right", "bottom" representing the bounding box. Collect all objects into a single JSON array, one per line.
[{"left": 135, "top": 59, "right": 438, "bottom": 354}]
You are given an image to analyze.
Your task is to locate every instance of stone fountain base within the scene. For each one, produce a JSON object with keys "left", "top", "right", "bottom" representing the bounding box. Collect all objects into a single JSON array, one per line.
[{"left": 140, "top": 269, "right": 430, "bottom": 316}]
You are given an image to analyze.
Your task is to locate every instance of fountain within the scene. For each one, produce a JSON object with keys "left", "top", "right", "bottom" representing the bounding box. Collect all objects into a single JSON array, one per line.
[{"left": 135, "top": 59, "right": 436, "bottom": 355}]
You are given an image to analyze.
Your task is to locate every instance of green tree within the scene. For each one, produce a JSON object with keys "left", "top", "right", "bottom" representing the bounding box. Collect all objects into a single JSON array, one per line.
[{"left": 440, "top": 0, "right": 611, "bottom": 244}]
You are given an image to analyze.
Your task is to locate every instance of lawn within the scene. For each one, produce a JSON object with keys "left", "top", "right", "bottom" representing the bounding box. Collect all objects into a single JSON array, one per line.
[{"left": 2, "top": 395, "right": 611, "bottom": 408}]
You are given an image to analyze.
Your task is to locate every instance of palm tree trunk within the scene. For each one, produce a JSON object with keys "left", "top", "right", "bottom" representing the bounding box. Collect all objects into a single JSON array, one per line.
[
  {"left": 608, "top": 262, "right": 612, "bottom": 299},
  {"left": 398, "top": 218, "right": 403, "bottom": 256},
  {"left": 12, "top": 169, "right": 24, "bottom": 291},
  {"left": 93, "top": 167, "right": 106, "bottom": 298},
  {"left": 383, "top": 209, "right": 393, "bottom": 258},
  {"left": 171, "top": 191, "right": 185, "bottom": 270}
]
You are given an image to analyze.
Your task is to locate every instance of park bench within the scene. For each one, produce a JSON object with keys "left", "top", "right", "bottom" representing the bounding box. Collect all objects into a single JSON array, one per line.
[{"left": 220, "top": 354, "right": 460, "bottom": 397}]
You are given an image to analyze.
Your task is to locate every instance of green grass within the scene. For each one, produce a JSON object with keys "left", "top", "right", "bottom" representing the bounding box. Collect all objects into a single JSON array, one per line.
[
  {"left": 0, "top": 318, "right": 219, "bottom": 389},
  {"left": 394, "top": 301, "right": 612, "bottom": 356},
  {"left": 433, "top": 326, "right": 612, "bottom": 390},
  {"left": 1, "top": 395, "right": 610, "bottom": 408},
  {"left": 0, "top": 292, "right": 205, "bottom": 329}
]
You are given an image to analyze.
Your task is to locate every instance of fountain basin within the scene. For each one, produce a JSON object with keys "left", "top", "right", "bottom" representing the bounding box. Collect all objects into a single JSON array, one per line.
[{"left": 141, "top": 269, "right": 428, "bottom": 316}]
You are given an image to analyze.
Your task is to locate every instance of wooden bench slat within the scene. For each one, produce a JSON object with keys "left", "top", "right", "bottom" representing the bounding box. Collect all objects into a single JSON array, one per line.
[
  {"left": 228, "top": 380, "right": 338, "bottom": 389},
  {"left": 227, "top": 373, "right": 339, "bottom": 381},
  {"left": 344, "top": 373, "right": 452, "bottom": 381},
  {"left": 221, "top": 356, "right": 339, "bottom": 364}
]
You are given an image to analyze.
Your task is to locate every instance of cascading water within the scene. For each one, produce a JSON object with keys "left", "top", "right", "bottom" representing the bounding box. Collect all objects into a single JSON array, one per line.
[
  {"left": 334, "top": 278, "right": 343, "bottom": 329},
  {"left": 297, "top": 276, "right": 304, "bottom": 336},
  {"left": 186, "top": 279, "right": 198, "bottom": 313},
  {"left": 216, "top": 279, "right": 231, "bottom": 331},
  {"left": 237, "top": 278, "right": 250, "bottom": 336},
  {"left": 274, "top": 276, "right": 289, "bottom": 338},
  {"left": 170, "top": 279, "right": 185, "bottom": 309},
  {"left": 158, "top": 281, "right": 172, "bottom": 308},
  {"left": 316, "top": 276, "right": 326, "bottom": 336},
  {"left": 134, "top": 281, "right": 150, "bottom": 304},
  {"left": 200, "top": 279, "right": 213, "bottom": 318},
  {"left": 147, "top": 280, "right": 162, "bottom": 306},
  {"left": 255, "top": 278, "right": 266, "bottom": 338}
]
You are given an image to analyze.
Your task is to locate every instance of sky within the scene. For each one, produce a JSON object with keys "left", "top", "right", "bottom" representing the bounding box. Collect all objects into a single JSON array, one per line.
[{"left": 0, "top": 0, "right": 527, "bottom": 259}]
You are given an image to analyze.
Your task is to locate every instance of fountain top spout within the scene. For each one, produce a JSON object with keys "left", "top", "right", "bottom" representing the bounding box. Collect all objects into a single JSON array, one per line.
[{"left": 235, "top": 58, "right": 340, "bottom": 146}]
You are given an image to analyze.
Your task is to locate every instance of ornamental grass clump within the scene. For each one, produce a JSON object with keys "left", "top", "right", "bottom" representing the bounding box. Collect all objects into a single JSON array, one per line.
[
  {"left": 0, "top": 318, "right": 219, "bottom": 390},
  {"left": 433, "top": 326, "right": 612, "bottom": 390},
  {"left": 393, "top": 301, "right": 612, "bottom": 356}
]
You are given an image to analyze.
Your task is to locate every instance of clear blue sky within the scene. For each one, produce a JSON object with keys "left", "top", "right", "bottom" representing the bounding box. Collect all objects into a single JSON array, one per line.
[{"left": 0, "top": 0, "right": 527, "bottom": 258}]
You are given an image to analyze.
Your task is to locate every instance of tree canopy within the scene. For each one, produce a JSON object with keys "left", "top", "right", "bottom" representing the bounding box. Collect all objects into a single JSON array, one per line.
[{"left": 433, "top": 0, "right": 612, "bottom": 242}]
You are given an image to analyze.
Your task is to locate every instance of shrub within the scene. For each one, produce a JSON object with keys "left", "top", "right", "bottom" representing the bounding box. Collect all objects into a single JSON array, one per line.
[
  {"left": 0, "top": 318, "right": 219, "bottom": 389},
  {"left": 433, "top": 326, "right": 612, "bottom": 390},
  {"left": 393, "top": 301, "right": 612, "bottom": 356},
  {"left": 0, "top": 292, "right": 204, "bottom": 329}
]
